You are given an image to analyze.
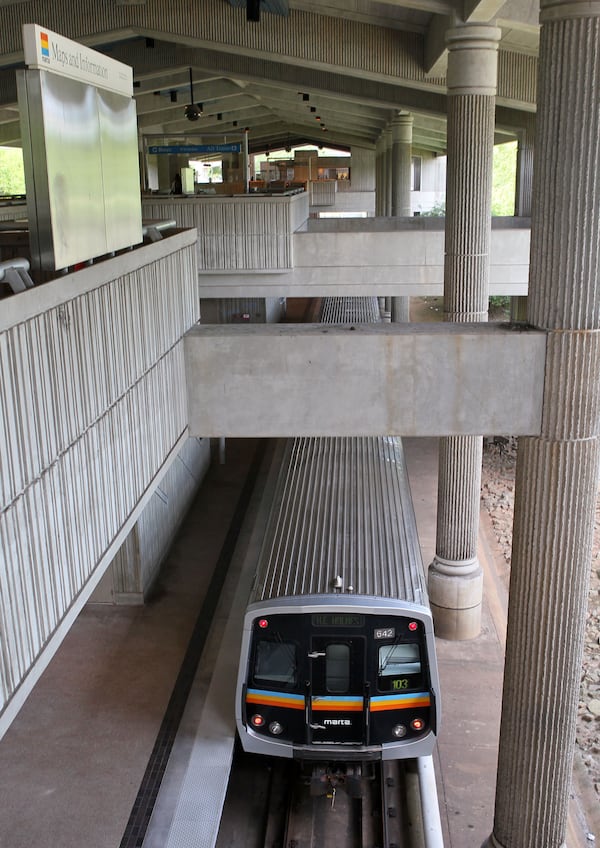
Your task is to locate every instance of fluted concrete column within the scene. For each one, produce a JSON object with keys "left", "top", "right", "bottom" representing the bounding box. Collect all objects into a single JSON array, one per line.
[
  {"left": 384, "top": 126, "right": 393, "bottom": 216},
  {"left": 391, "top": 113, "right": 413, "bottom": 216},
  {"left": 391, "top": 113, "right": 413, "bottom": 321},
  {"left": 428, "top": 24, "right": 500, "bottom": 640},
  {"left": 391, "top": 296, "right": 410, "bottom": 322},
  {"left": 375, "top": 135, "right": 385, "bottom": 216},
  {"left": 511, "top": 113, "right": 535, "bottom": 323},
  {"left": 485, "top": 10, "right": 600, "bottom": 848}
]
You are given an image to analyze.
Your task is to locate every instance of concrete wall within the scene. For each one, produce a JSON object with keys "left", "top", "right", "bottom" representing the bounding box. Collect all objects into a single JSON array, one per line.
[
  {"left": 349, "top": 146, "right": 376, "bottom": 192},
  {"left": 308, "top": 147, "right": 376, "bottom": 217},
  {"left": 90, "top": 437, "right": 211, "bottom": 604},
  {"left": 413, "top": 151, "right": 447, "bottom": 214},
  {"left": 0, "top": 229, "right": 198, "bottom": 736},
  {"left": 320, "top": 183, "right": 376, "bottom": 216},
  {"left": 185, "top": 322, "right": 546, "bottom": 437},
  {"left": 194, "top": 217, "right": 530, "bottom": 298}
]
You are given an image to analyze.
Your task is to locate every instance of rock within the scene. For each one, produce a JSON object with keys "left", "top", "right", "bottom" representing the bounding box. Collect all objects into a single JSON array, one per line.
[{"left": 589, "top": 700, "right": 600, "bottom": 717}]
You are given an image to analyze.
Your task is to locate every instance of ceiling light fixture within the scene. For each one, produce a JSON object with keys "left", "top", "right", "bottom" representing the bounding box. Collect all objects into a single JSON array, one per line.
[{"left": 184, "top": 68, "right": 201, "bottom": 121}]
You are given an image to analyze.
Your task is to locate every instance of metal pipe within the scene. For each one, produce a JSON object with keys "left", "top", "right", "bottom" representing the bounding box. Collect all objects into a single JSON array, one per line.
[
  {"left": 417, "top": 755, "right": 445, "bottom": 848},
  {"left": 0, "top": 257, "right": 30, "bottom": 279},
  {"left": 243, "top": 130, "right": 249, "bottom": 194}
]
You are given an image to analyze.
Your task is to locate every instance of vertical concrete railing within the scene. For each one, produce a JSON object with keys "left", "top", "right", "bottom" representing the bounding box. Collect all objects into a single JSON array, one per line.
[
  {"left": 0, "top": 229, "right": 198, "bottom": 734},
  {"left": 142, "top": 193, "right": 308, "bottom": 272},
  {"left": 0, "top": 204, "right": 27, "bottom": 222}
]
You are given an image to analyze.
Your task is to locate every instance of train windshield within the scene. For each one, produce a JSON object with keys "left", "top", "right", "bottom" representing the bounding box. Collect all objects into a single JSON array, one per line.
[
  {"left": 325, "top": 643, "right": 350, "bottom": 693},
  {"left": 254, "top": 640, "right": 297, "bottom": 686},
  {"left": 378, "top": 643, "right": 421, "bottom": 676}
]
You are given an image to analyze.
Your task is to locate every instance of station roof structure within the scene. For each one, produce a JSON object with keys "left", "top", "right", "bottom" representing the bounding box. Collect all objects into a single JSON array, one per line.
[{"left": 0, "top": 0, "right": 539, "bottom": 155}]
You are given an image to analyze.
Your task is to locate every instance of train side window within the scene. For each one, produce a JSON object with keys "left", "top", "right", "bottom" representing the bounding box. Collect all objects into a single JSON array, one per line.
[
  {"left": 378, "top": 643, "right": 421, "bottom": 677},
  {"left": 326, "top": 644, "right": 350, "bottom": 693},
  {"left": 254, "top": 640, "right": 297, "bottom": 686}
]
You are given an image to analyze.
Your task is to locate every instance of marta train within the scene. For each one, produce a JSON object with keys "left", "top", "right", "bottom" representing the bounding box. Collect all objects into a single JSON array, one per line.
[{"left": 234, "top": 299, "right": 440, "bottom": 762}]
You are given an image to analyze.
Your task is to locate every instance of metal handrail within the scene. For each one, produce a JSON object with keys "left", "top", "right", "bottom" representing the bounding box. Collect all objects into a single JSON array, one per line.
[{"left": 0, "top": 258, "right": 35, "bottom": 293}]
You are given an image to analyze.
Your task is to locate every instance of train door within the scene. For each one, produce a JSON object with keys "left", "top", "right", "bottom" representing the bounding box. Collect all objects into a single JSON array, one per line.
[{"left": 308, "top": 636, "right": 366, "bottom": 744}]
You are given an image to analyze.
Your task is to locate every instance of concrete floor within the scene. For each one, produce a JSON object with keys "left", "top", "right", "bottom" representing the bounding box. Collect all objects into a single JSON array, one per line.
[{"left": 0, "top": 437, "right": 594, "bottom": 848}]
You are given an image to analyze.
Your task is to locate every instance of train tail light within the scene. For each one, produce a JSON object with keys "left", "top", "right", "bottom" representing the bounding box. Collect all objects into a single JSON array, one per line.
[
  {"left": 411, "top": 717, "right": 425, "bottom": 732},
  {"left": 251, "top": 713, "right": 265, "bottom": 727}
]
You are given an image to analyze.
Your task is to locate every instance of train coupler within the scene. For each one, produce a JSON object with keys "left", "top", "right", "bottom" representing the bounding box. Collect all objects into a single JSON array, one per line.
[{"left": 308, "top": 763, "right": 367, "bottom": 798}]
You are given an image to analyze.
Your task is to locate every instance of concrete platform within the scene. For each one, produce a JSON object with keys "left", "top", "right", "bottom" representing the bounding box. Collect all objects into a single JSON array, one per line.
[{"left": 0, "top": 437, "right": 593, "bottom": 848}]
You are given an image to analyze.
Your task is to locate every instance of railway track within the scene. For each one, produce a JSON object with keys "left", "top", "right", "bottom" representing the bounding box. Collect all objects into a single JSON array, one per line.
[
  {"left": 217, "top": 752, "right": 442, "bottom": 848},
  {"left": 277, "top": 759, "right": 432, "bottom": 848}
]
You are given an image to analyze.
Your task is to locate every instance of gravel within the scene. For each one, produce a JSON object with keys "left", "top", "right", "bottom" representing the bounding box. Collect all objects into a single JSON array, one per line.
[{"left": 481, "top": 437, "right": 600, "bottom": 800}]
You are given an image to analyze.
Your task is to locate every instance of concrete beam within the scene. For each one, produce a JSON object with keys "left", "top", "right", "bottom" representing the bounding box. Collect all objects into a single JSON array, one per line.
[
  {"left": 196, "top": 221, "right": 531, "bottom": 298},
  {"left": 185, "top": 323, "right": 546, "bottom": 437}
]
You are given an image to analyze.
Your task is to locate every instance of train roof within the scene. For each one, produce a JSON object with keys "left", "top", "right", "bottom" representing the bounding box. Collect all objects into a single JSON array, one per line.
[
  {"left": 319, "top": 297, "right": 381, "bottom": 325},
  {"left": 249, "top": 436, "right": 428, "bottom": 608}
]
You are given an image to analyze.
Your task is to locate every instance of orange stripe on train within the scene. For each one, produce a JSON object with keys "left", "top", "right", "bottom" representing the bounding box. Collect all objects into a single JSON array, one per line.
[
  {"left": 370, "top": 693, "right": 431, "bottom": 711},
  {"left": 311, "top": 697, "right": 364, "bottom": 712},
  {"left": 246, "top": 690, "right": 305, "bottom": 710}
]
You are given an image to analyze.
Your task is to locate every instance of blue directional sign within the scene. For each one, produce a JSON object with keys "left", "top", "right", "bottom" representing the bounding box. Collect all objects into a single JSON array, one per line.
[{"left": 148, "top": 143, "right": 242, "bottom": 155}]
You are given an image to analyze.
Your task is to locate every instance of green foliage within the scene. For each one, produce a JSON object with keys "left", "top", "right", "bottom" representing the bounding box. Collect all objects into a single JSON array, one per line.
[
  {"left": 0, "top": 147, "right": 26, "bottom": 195},
  {"left": 491, "top": 141, "right": 517, "bottom": 216},
  {"left": 489, "top": 295, "right": 511, "bottom": 319},
  {"left": 418, "top": 142, "right": 517, "bottom": 219},
  {"left": 420, "top": 201, "right": 445, "bottom": 217}
]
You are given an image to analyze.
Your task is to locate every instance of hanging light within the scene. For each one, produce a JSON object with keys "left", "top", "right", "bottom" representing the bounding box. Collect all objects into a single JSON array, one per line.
[{"left": 184, "top": 69, "right": 200, "bottom": 121}]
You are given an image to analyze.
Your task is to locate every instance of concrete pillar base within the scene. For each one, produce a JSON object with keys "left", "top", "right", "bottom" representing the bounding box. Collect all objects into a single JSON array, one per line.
[
  {"left": 428, "top": 557, "right": 483, "bottom": 640},
  {"left": 481, "top": 836, "right": 565, "bottom": 848},
  {"left": 480, "top": 834, "right": 503, "bottom": 848}
]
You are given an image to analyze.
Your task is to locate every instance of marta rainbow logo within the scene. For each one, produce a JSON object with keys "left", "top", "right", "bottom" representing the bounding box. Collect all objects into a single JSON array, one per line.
[{"left": 40, "top": 31, "right": 49, "bottom": 60}]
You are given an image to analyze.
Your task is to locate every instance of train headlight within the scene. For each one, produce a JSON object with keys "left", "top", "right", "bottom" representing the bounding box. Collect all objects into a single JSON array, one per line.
[
  {"left": 269, "top": 721, "right": 284, "bottom": 735},
  {"left": 251, "top": 713, "right": 265, "bottom": 727},
  {"left": 411, "top": 718, "right": 425, "bottom": 732},
  {"left": 392, "top": 724, "right": 407, "bottom": 738}
]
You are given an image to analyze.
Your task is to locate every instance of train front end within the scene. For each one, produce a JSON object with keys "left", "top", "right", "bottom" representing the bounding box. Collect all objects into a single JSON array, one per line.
[{"left": 235, "top": 596, "right": 439, "bottom": 761}]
